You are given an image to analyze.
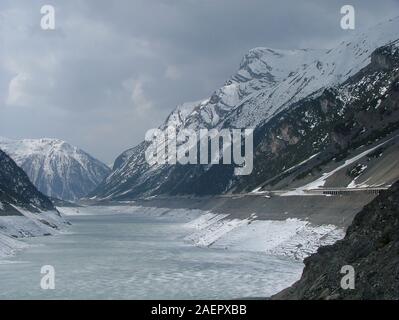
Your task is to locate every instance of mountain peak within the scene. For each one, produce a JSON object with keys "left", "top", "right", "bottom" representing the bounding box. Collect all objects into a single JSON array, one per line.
[
  {"left": 235, "top": 47, "right": 324, "bottom": 84},
  {"left": 0, "top": 137, "right": 111, "bottom": 201}
]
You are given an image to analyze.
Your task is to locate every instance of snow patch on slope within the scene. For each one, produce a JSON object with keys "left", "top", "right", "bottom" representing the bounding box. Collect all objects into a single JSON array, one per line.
[
  {"left": 282, "top": 139, "right": 393, "bottom": 195},
  {"left": 212, "top": 219, "right": 344, "bottom": 260},
  {"left": 184, "top": 213, "right": 254, "bottom": 247},
  {"left": 183, "top": 213, "right": 344, "bottom": 260},
  {"left": 0, "top": 206, "right": 68, "bottom": 258}
]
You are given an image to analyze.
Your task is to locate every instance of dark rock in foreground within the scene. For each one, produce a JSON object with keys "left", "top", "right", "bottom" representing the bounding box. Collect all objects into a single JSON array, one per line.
[{"left": 273, "top": 181, "right": 399, "bottom": 300}]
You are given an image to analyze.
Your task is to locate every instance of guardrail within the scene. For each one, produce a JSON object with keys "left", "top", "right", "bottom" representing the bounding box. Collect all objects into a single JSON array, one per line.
[{"left": 304, "top": 187, "right": 389, "bottom": 195}]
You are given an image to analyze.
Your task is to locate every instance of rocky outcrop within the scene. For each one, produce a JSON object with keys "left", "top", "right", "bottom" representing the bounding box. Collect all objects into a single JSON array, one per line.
[{"left": 273, "top": 181, "right": 399, "bottom": 300}]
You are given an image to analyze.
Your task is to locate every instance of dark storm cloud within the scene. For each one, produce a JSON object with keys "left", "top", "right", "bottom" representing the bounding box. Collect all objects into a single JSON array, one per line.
[{"left": 0, "top": 0, "right": 398, "bottom": 162}]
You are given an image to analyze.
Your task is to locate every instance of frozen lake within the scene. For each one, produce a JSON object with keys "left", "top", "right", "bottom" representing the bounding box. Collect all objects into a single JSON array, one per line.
[{"left": 0, "top": 208, "right": 303, "bottom": 299}]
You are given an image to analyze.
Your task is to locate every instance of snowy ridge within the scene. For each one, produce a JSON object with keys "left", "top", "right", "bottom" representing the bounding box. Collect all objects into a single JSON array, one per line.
[
  {"left": 0, "top": 137, "right": 111, "bottom": 201},
  {"left": 129, "top": 17, "right": 399, "bottom": 134},
  {"left": 225, "top": 17, "right": 399, "bottom": 128},
  {"left": 160, "top": 48, "right": 324, "bottom": 132}
]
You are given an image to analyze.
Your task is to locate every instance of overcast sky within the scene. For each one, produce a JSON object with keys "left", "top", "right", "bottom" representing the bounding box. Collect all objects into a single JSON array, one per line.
[{"left": 0, "top": 0, "right": 398, "bottom": 163}]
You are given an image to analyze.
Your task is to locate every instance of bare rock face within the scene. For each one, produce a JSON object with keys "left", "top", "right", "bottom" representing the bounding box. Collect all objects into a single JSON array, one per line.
[{"left": 273, "top": 181, "right": 399, "bottom": 300}]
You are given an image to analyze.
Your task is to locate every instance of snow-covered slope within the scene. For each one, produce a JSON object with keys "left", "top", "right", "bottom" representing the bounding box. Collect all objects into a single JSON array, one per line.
[
  {"left": 92, "top": 17, "right": 399, "bottom": 200},
  {"left": 0, "top": 137, "right": 111, "bottom": 201},
  {"left": 0, "top": 149, "right": 68, "bottom": 257}
]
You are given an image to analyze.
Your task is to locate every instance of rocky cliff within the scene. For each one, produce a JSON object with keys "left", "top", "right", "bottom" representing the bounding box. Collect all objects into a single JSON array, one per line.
[{"left": 273, "top": 180, "right": 399, "bottom": 300}]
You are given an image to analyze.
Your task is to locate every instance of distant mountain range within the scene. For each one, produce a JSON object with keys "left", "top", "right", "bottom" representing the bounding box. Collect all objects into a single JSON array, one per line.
[
  {"left": 0, "top": 138, "right": 111, "bottom": 201},
  {"left": 91, "top": 17, "right": 399, "bottom": 200}
]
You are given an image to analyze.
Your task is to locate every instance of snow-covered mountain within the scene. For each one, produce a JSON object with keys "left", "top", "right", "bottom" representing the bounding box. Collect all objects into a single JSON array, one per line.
[
  {"left": 0, "top": 138, "right": 111, "bottom": 201},
  {"left": 152, "top": 17, "right": 399, "bottom": 133},
  {"left": 0, "top": 149, "right": 67, "bottom": 257},
  {"left": 92, "top": 17, "right": 399, "bottom": 200},
  {"left": 235, "top": 39, "right": 399, "bottom": 193}
]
